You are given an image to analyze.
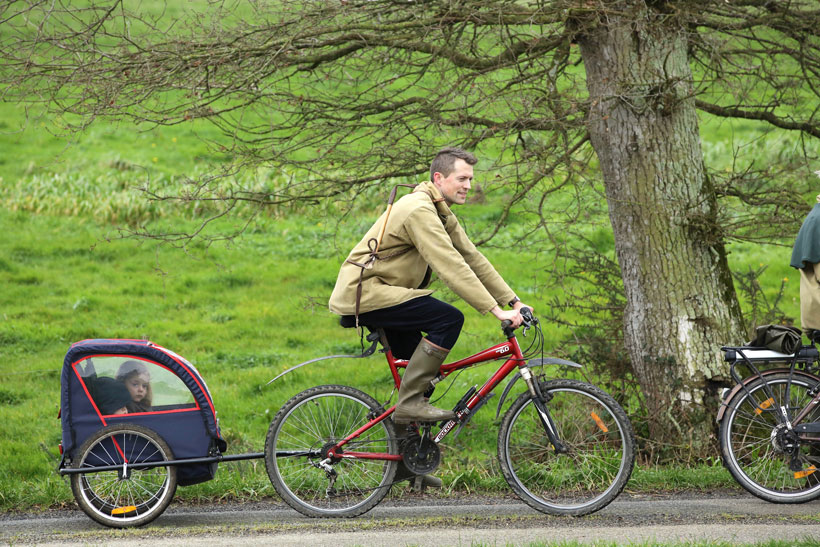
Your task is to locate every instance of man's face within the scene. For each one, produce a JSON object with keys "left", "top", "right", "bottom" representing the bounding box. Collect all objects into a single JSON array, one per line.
[{"left": 433, "top": 159, "right": 473, "bottom": 206}]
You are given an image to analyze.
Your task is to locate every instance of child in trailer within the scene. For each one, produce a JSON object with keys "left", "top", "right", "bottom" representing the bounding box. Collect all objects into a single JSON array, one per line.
[{"left": 116, "top": 360, "right": 153, "bottom": 413}]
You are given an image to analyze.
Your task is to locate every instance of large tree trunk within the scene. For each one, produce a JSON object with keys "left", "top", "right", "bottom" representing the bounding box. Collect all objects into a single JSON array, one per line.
[{"left": 576, "top": 4, "right": 746, "bottom": 448}]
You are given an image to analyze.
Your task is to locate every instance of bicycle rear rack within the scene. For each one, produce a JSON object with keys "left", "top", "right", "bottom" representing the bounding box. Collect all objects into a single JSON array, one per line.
[{"left": 721, "top": 344, "right": 820, "bottom": 425}]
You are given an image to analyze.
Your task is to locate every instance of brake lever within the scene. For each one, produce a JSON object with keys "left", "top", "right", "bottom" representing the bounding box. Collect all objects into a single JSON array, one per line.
[{"left": 520, "top": 307, "right": 536, "bottom": 337}]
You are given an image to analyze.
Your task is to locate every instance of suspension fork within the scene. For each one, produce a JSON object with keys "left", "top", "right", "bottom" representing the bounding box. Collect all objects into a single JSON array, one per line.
[{"left": 519, "top": 366, "right": 566, "bottom": 453}]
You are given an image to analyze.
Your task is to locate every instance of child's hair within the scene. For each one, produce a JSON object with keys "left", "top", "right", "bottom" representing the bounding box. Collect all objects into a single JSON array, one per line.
[{"left": 116, "top": 359, "right": 153, "bottom": 412}]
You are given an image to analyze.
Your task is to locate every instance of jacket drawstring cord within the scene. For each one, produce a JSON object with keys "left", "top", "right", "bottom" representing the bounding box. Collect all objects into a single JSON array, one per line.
[{"left": 345, "top": 184, "right": 417, "bottom": 332}]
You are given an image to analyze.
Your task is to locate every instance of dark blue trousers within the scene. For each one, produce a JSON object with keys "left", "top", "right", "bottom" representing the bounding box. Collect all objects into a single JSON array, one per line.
[{"left": 340, "top": 296, "right": 464, "bottom": 359}]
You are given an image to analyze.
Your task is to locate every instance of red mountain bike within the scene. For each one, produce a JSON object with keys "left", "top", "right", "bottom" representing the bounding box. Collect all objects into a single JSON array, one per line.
[{"left": 264, "top": 309, "right": 635, "bottom": 517}]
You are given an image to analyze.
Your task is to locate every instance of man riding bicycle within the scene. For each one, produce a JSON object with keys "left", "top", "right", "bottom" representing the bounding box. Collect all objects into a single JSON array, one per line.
[{"left": 329, "top": 147, "right": 532, "bottom": 426}]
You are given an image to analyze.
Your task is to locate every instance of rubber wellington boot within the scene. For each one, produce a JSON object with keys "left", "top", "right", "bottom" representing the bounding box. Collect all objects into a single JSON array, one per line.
[
  {"left": 393, "top": 339, "right": 455, "bottom": 424},
  {"left": 394, "top": 461, "right": 443, "bottom": 491}
]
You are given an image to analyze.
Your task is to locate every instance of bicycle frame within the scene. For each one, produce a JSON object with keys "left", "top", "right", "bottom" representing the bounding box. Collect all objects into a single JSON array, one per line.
[{"left": 325, "top": 330, "right": 532, "bottom": 462}]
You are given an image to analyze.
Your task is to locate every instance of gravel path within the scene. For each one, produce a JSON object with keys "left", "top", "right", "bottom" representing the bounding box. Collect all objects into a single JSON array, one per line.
[{"left": 3, "top": 492, "right": 820, "bottom": 545}]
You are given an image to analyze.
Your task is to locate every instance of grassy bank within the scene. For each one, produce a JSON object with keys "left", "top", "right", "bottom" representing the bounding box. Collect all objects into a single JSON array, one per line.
[{"left": 0, "top": 206, "right": 754, "bottom": 510}]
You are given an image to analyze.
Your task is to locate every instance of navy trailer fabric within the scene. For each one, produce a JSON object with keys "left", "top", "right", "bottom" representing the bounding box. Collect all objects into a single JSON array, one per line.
[{"left": 61, "top": 339, "right": 227, "bottom": 485}]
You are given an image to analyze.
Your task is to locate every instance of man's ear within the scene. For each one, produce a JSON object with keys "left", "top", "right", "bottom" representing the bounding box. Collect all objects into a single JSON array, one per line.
[{"left": 432, "top": 171, "right": 442, "bottom": 184}]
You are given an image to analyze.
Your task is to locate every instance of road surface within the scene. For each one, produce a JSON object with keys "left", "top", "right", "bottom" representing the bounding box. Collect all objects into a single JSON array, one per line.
[{"left": 3, "top": 493, "right": 820, "bottom": 545}]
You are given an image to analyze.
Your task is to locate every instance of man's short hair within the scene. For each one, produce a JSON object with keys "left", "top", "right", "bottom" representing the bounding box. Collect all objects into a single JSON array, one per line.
[{"left": 430, "top": 147, "right": 477, "bottom": 181}]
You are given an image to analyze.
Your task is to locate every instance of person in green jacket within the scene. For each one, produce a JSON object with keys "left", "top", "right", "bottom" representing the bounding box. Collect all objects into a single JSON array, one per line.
[
  {"left": 329, "top": 147, "right": 531, "bottom": 425},
  {"left": 791, "top": 194, "right": 820, "bottom": 342}
]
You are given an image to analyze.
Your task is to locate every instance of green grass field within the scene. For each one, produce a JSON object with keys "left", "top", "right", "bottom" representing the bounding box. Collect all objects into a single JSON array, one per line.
[{"left": 0, "top": 205, "right": 744, "bottom": 511}]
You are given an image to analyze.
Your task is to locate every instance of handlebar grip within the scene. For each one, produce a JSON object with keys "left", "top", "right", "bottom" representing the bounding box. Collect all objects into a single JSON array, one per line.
[{"left": 501, "top": 320, "right": 513, "bottom": 329}]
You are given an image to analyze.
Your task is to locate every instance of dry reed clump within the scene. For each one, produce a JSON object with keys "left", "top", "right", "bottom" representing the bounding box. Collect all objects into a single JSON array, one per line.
[{"left": 0, "top": 170, "right": 295, "bottom": 224}]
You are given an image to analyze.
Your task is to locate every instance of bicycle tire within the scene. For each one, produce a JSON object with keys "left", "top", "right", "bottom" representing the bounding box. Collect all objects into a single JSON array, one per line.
[
  {"left": 69, "top": 424, "right": 177, "bottom": 528},
  {"left": 264, "top": 384, "right": 399, "bottom": 517},
  {"left": 498, "top": 379, "right": 635, "bottom": 516},
  {"left": 719, "top": 371, "right": 820, "bottom": 503}
]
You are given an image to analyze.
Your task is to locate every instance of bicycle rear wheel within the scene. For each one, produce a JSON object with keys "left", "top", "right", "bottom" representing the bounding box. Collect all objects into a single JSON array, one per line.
[
  {"left": 498, "top": 379, "right": 635, "bottom": 516},
  {"left": 720, "top": 372, "right": 820, "bottom": 503},
  {"left": 69, "top": 424, "right": 177, "bottom": 528},
  {"left": 265, "top": 385, "right": 399, "bottom": 517}
]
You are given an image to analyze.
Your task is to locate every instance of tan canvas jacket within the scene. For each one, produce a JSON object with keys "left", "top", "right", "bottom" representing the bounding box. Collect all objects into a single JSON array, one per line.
[{"left": 328, "top": 181, "right": 516, "bottom": 316}]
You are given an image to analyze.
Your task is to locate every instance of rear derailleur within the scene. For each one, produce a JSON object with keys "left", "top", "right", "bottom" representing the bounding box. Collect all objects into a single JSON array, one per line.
[{"left": 313, "top": 442, "right": 342, "bottom": 497}]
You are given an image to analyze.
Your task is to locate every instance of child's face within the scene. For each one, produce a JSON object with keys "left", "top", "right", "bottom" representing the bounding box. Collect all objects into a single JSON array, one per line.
[{"left": 125, "top": 373, "right": 149, "bottom": 402}]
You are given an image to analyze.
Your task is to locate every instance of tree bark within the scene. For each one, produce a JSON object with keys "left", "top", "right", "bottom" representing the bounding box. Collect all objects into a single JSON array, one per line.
[{"left": 576, "top": 4, "right": 745, "bottom": 448}]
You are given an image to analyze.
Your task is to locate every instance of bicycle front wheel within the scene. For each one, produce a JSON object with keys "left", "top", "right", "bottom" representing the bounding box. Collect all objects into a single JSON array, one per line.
[
  {"left": 498, "top": 379, "right": 635, "bottom": 516},
  {"left": 720, "top": 372, "right": 820, "bottom": 503},
  {"left": 265, "top": 385, "right": 399, "bottom": 517},
  {"left": 69, "top": 424, "right": 177, "bottom": 528}
]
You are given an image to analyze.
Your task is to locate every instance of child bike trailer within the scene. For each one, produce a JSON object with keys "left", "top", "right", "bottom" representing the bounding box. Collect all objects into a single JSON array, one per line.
[{"left": 58, "top": 339, "right": 227, "bottom": 527}]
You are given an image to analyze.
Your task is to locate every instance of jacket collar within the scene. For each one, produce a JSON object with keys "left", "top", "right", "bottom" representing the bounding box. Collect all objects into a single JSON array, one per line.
[{"left": 414, "top": 181, "right": 452, "bottom": 218}]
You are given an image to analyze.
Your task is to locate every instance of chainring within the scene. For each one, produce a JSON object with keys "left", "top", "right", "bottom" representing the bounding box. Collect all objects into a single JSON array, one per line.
[{"left": 401, "top": 433, "right": 441, "bottom": 475}]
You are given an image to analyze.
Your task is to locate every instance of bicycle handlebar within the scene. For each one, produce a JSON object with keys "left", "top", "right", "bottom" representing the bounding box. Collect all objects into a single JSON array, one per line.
[{"left": 500, "top": 307, "right": 536, "bottom": 331}]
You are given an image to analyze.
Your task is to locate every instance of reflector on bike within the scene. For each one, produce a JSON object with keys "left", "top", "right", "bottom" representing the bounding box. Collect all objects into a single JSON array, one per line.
[
  {"left": 590, "top": 411, "right": 609, "bottom": 433},
  {"left": 755, "top": 397, "right": 774, "bottom": 415},
  {"left": 794, "top": 466, "right": 817, "bottom": 479}
]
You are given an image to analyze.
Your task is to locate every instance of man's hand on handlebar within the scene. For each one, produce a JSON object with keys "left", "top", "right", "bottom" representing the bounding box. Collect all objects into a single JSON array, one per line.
[
  {"left": 491, "top": 303, "right": 535, "bottom": 328},
  {"left": 512, "top": 300, "right": 535, "bottom": 321}
]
